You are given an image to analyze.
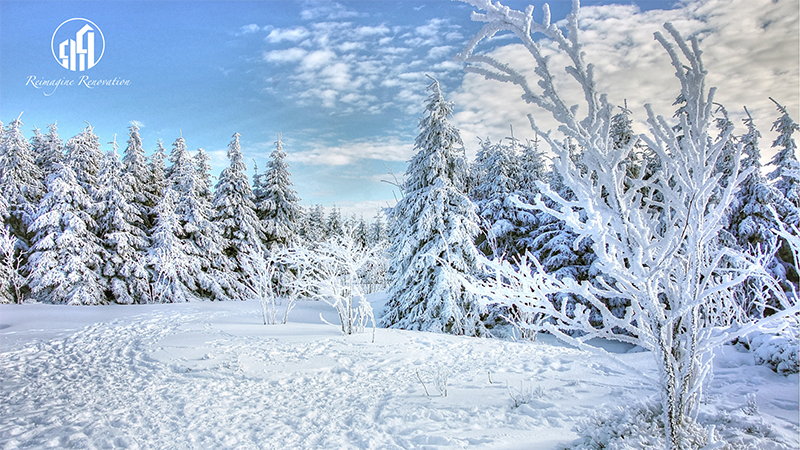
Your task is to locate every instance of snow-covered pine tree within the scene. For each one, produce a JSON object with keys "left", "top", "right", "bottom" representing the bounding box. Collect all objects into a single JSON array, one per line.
[
  {"left": 519, "top": 134, "right": 549, "bottom": 195},
  {"left": 381, "top": 77, "right": 485, "bottom": 336},
  {"left": 148, "top": 140, "right": 168, "bottom": 217},
  {"left": 302, "top": 204, "right": 327, "bottom": 245},
  {"left": 194, "top": 147, "right": 214, "bottom": 205},
  {"left": 728, "top": 107, "right": 795, "bottom": 315},
  {"left": 95, "top": 146, "right": 150, "bottom": 304},
  {"left": 147, "top": 185, "right": 202, "bottom": 303},
  {"left": 27, "top": 163, "right": 105, "bottom": 305},
  {"left": 168, "top": 136, "right": 238, "bottom": 301},
  {"left": 470, "top": 136, "right": 527, "bottom": 259},
  {"left": 713, "top": 105, "right": 738, "bottom": 192},
  {"left": 326, "top": 205, "right": 344, "bottom": 237},
  {"left": 767, "top": 98, "right": 800, "bottom": 206},
  {"left": 370, "top": 210, "right": 387, "bottom": 245},
  {"left": 31, "top": 123, "right": 64, "bottom": 179},
  {"left": 0, "top": 115, "right": 44, "bottom": 248},
  {"left": 255, "top": 134, "right": 302, "bottom": 249},
  {"left": 122, "top": 123, "right": 157, "bottom": 228},
  {"left": 213, "top": 132, "right": 263, "bottom": 267},
  {"left": 765, "top": 98, "right": 800, "bottom": 293},
  {"left": 64, "top": 124, "right": 104, "bottom": 198},
  {"left": 354, "top": 215, "right": 370, "bottom": 248}
]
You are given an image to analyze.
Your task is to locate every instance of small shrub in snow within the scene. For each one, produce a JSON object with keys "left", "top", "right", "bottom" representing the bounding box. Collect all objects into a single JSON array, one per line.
[
  {"left": 285, "top": 235, "right": 380, "bottom": 339},
  {"left": 740, "top": 327, "right": 799, "bottom": 375},
  {"left": 415, "top": 364, "right": 449, "bottom": 397},
  {"left": 568, "top": 401, "right": 713, "bottom": 450},
  {"left": 507, "top": 381, "right": 543, "bottom": 409}
]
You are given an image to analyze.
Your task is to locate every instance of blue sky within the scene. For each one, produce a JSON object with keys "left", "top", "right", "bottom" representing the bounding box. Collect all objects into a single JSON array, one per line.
[{"left": 1, "top": 0, "right": 798, "bottom": 218}]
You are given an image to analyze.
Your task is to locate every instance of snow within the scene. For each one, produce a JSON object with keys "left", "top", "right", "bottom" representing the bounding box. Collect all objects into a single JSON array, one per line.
[{"left": 0, "top": 294, "right": 797, "bottom": 449}]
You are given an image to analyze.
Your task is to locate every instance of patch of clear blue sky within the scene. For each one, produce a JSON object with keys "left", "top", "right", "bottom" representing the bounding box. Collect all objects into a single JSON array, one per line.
[{"left": 0, "top": 0, "right": 676, "bottom": 214}]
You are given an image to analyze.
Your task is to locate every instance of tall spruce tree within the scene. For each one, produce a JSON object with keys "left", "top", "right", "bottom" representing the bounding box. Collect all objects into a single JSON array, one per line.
[
  {"left": 148, "top": 186, "right": 201, "bottom": 303},
  {"left": 169, "top": 136, "right": 237, "bottom": 301},
  {"left": 64, "top": 124, "right": 104, "bottom": 198},
  {"left": 31, "top": 123, "right": 64, "bottom": 179},
  {"left": 95, "top": 147, "right": 150, "bottom": 304},
  {"left": 213, "top": 133, "right": 263, "bottom": 263},
  {"left": 0, "top": 116, "right": 44, "bottom": 247},
  {"left": 122, "top": 123, "right": 156, "bottom": 228},
  {"left": 255, "top": 134, "right": 302, "bottom": 248},
  {"left": 381, "top": 78, "right": 485, "bottom": 336},
  {"left": 765, "top": 98, "right": 800, "bottom": 292},
  {"left": 767, "top": 98, "right": 800, "bottom": 206},
  {"left": 194, "top": 148, "right": 214, "bottom": 205},
  {"left": 27, "top": 163, "right": 105, "bottom": 305}
]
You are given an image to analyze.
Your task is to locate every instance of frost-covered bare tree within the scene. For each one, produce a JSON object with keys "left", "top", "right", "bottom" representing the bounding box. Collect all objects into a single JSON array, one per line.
[
  {"left": 457, "top": 1, "right": 798, "bottom": 448},
  {"left": 286, "top": 234, "right": 379, "bottom": 339}
]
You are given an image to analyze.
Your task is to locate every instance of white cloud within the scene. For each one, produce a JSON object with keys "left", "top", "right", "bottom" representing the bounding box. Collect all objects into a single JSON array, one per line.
[
  {"left": 239, "top": 24, "right": 261, "bottom": 35},
  {"left": 300, "top": 1, "right": 362, "bottom": 20},
  {"left": 258, "top": 9, "right": 470, "bottom": 114},
  {"left": 266, "top": 27, "right": 310, "bottom": 43},
  {"left": 354, "top": 25, "right": 390, "bottom": 37},
  {"left": 263, "top": 47, "right": 308, "bottom": 63},
  {"left": 427, "top": 45, "right": 454, "bottom": 60},
  {"left": 300, "top": 49, "right": 337, "bottom": 71},
  {"left": 286, "top": 138, "right": 414, "bottom": 166}
]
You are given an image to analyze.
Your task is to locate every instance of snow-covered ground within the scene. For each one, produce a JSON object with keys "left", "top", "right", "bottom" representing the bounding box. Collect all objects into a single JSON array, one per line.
[{"left": 1, "top": 294, "right": 797, "bottom": 449}]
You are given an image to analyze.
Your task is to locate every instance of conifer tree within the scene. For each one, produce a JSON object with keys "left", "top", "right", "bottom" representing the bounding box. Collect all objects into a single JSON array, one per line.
[
  {"left": 767, "top": 98, "right": 800, "bottom": 206},
  {"left": 194, "top": 147, "right": 214, "bottom": 204},
  {"left": 370, "top": 211, "right": 387, "bottom": 245},
  {"left": 122, "top": 123, "right": 156, "bottom": 228},
  {"left": 27, "top": 163, "right": 105, "bottom": 305},
  {"left": 303, "top": 204, "right": 327, "bottom": 245},
  {"left": 381, "top": 78, "right": 485, "bottom": 336},
  {"left": 326, "top": 205, "right": 344, "bottom": 237},
  {"left": 169, "top": 136, "right": 237, "bottom": 301},
  {"left": 31, "top": 123, "right": 64, "bottom": 179},
  {"left": 213, "top": 133, "right": 263, "bottom": 261},
  {"left": 148, "top": 186, "right": 201, "bottom": 303},
  {"left": 0, "top": 116, "right": 45, "bottom": 247},
  {"left": 149, "top": 139, "right": 168, "bottom": 199},
  {"left": 765, "top": 99, "right": 800, "bottom": 292},
  {"left": 470, "top": 137, "right": 527, "bottom": 258},
  {"left": 95, "top": 147, "right": 150, "bottom": 304},
  {"left": 64, "top": 124, "right": 104, "bottom": 198},
  {"left": 354, "top": 215, "right": 370, "bottom": 248},
  {"left": 255, "top": 134, "right": 302, "bottom": 248}
]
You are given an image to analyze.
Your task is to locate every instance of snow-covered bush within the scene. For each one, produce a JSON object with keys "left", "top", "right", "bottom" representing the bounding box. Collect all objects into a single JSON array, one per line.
[
  {"left": 457, "top": 1, "right": 798, "bottom": 448},
  {"left": 738, "top": 326, "right": 799, "bottom": 375},
  {"left": 286, "top": 235, "right": 380, "bottom": 338},
  {"left": 239, "top": 244, "right": 281, "bottom": 325},
  {"left": 508, "top": 381, "right": 543, "bottom": 409},
  {"left": 568, "top": 400, "right": 708, "bottom": 450}
]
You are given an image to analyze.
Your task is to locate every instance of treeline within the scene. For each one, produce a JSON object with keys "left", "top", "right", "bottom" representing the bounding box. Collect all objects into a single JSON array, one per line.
[
  {"left": 0, "top": 119, "right": 387, "bottom": 305},
  {"left": 380, "top": 78, "right": 799, "bottom": 336}
]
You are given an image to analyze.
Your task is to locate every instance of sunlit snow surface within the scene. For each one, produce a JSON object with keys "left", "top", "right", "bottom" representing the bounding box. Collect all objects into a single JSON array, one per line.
[{"left": 1, "top": 294, "right": 797, "bottom": 449}]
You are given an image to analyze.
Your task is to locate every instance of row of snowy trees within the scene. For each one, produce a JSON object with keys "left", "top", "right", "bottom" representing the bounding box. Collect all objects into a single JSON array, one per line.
[
  {"left": 0, "top": 119, "right": 387, "bottom": 305},
  {"left": 381, "top": 79, "right": 799, "bottom": 337}
]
